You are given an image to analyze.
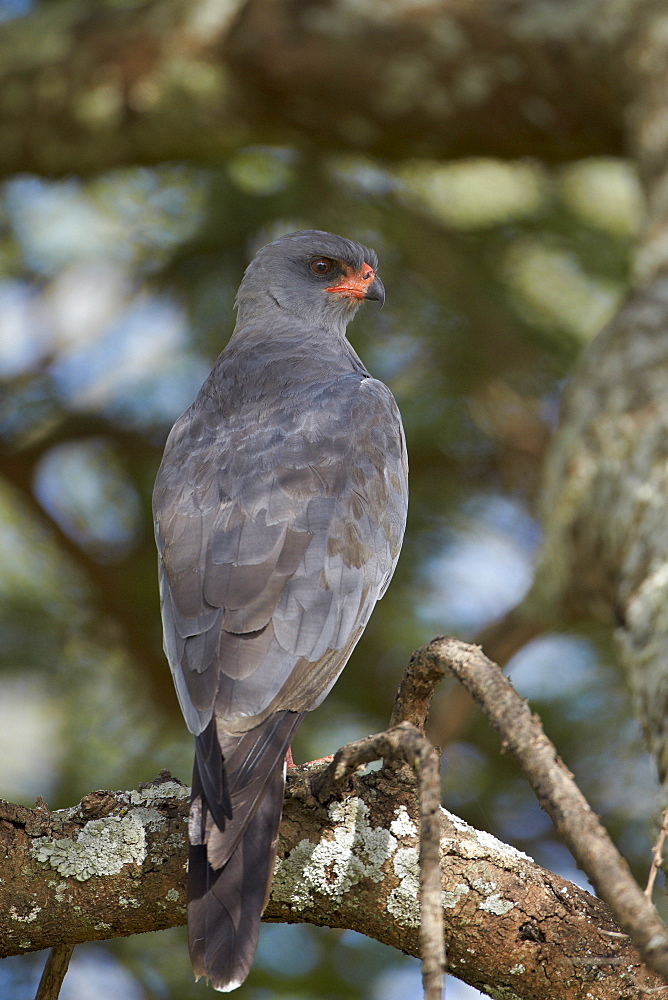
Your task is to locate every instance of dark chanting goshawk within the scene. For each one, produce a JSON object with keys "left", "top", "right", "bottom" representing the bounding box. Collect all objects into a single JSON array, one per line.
[{"left": 153, "top": 230, "right": 408, "bottom": 991}]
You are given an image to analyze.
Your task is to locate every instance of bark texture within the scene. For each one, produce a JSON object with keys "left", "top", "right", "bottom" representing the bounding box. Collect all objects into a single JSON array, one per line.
[
  {"left": 0, "top": 766, "right": 662, "bottom": 1000},
  {"left": 530, "top": 283, "right": 668, "bottom": 784},
  {"left": 526, "top": 3, "right": 668, "bottom": 794},
  {"left": 0, "top": 0, "right": 643, "bottom": 178}
]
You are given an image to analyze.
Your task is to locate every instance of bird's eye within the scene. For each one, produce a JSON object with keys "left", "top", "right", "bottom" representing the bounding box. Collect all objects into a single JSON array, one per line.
[{"left": 310, "top": 258, "right": 332, "bottom": 275}]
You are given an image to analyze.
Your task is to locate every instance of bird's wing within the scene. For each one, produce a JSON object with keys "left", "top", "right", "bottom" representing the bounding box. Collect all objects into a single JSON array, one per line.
[{"left": 153, "top": 372, "right": 407, "bottom": 741}]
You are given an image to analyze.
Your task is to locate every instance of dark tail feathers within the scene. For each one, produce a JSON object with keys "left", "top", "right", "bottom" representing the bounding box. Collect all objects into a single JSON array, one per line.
[{"left": 188, "top": 710, "right": 304, "bottom": 991}]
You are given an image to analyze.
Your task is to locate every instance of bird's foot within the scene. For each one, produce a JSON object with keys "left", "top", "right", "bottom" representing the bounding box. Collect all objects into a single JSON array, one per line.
[{"left": 285, "top": 749, "right": 335, "bottom": 770}]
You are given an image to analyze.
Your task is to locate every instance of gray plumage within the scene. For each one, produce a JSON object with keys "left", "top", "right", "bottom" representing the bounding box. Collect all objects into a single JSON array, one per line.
[{"left": 153, "top": 230, "right": 407, "bottom": 991}]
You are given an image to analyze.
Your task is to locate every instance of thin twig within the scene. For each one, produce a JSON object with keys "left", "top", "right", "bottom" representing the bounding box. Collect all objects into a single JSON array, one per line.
[
  {"left": 35, "top": 945, "right": 74, "bottom": 1000},
  {"left": 312, "top": 722, "right": 446, "bottom": 1000},
  {"left": 646, "top": 807, "right": 668, "bottom": 900},
  {"left": 425, "top": 636, "right": 668, "bottom": 986},
  {"left": 416, "top": 742, "right": 445, "bottom": 1000}
]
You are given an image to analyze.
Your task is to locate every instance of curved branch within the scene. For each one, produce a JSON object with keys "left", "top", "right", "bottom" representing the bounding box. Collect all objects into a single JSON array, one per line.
[
  {"left": 427, "top": 637, "right": 668, "bottom": 985},
  {"left": 311, "top": 722, "right": 445, "bottom": 1000}
]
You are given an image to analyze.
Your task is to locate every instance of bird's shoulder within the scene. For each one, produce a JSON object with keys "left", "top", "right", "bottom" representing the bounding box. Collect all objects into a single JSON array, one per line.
[{"left": 153, "top": 365, "right": 403, "bottom": 513}]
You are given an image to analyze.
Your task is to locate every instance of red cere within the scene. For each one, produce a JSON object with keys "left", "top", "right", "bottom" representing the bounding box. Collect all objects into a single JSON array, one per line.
[{"left": 326, "top": 262, "right": 376, "bottom": 300}]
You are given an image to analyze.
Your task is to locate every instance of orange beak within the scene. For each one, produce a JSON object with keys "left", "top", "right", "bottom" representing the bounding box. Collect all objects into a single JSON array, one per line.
[{"left": 326, "top": 263, "right": 384, "bottom": 304}]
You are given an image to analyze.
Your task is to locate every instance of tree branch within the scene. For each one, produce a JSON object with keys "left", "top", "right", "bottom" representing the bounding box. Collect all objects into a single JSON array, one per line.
[
  {"left": 425, "top": 637, "right": 668, "bottom": 987},
  {"left": 0, "top": 697, "right": 664, "bottom": 999},
  {"left": 0, "top": 0, "right": 639, "bottom": 179}
]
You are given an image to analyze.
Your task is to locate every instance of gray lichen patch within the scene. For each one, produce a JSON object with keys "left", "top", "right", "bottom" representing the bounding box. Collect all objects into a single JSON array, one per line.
[
  {"left": 387, "top": 846, "right": 421, "bottom": 928},
  {"left": 32, "top": 813, "right": 146, "bottom": 881},
  {"left": 442, "top": 808, "right": 533, "bottom": 865},
  {"left": 473, "top": 875, "right": 516, "bottom": 916},
  {"left": 479, "top": 893, "right": 516, "bottom": 916},
  {"left": 125, "top": 806, "right": 164, "bottom": 833},
  {"left": 389, "top": 805, "right": 417, "bottom": 838},
  {"left": 9, "top": 904, "right": 41, "bottom": 923},
  {"left": 128, "top": 781, "right": 189, "bottom": 805},
  {"left": 273, "top": 797, "right": 422, "bottom": 916},
  {"left": 272, "top": 797, "right": 398, "bottom": 911},
  {"left": 442, "top": 883, "right": 470, "bottom": 909}
]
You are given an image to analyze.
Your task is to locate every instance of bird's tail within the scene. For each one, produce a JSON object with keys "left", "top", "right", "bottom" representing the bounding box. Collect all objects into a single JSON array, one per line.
[{"left": 187, "top": 711, "right": 304, "bottom": 992}]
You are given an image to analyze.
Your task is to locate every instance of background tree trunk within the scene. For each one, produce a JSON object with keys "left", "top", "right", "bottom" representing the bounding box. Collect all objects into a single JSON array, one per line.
[{"left": 526, "top": 3, "right": 668, "bottom": 795}]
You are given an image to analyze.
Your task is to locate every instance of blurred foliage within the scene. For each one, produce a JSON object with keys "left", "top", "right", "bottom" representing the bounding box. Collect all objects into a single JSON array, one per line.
[{"left": 0, "top": 143, "right": 657, "bottom": 999}]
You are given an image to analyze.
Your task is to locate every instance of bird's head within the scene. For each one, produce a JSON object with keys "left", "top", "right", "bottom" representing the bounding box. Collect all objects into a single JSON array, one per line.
[{"left": 235, "top": 230, "right": 385, "bottom": 331}]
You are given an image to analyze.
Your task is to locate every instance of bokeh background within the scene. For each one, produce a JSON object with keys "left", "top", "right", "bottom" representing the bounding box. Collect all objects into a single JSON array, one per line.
[{"left": 0, "top": 14, "right": 657, "bottom": 997}]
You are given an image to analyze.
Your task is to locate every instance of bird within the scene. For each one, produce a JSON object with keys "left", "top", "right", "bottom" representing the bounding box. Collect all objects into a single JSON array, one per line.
[{"left": 152, "top": 230, "right": 408, "bottom": 992}]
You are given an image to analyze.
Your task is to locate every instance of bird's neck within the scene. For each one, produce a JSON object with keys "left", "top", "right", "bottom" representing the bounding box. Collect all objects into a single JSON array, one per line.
[
  {"left": 227, "top": 306, "right": 364, "bottom": 366},
  {"left": 207, "top": 320, "right": 369, "bottom": 405},
  {"left": 234, "top": 288, "right": 360, "bottom": 338}
]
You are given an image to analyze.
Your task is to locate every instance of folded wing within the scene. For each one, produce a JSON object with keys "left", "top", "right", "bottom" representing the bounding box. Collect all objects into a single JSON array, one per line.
[{"left": 153, "top": 372, "right": 407, "bottom": 990}]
